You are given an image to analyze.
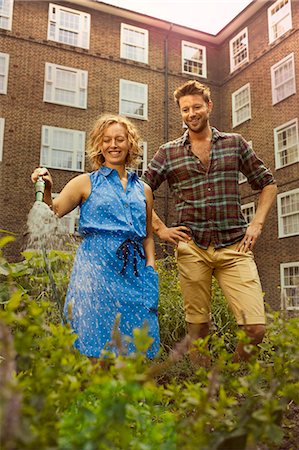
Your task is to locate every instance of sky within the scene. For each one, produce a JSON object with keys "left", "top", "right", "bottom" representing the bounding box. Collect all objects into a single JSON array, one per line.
[{"left": 103, "top": 0, "right": 254, "bottom": 34}]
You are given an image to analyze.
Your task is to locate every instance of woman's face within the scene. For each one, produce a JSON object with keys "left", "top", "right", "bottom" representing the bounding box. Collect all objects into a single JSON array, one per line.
[{"left": 101, "top": 123, "right": 130, "bottom": 168}]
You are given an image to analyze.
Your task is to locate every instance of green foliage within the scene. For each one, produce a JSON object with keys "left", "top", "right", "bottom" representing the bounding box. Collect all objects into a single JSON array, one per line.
[
  {"left": 156, "top": 255, "right": 186, "bottom": 352},
  {"left": 1, "top": 236, "right": 299, "bottom": 450}
]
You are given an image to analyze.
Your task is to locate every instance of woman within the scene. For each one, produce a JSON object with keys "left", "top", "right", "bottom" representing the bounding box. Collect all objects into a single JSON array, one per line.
[{"left": 31, "top": 114, "right": 160, "bottom": 359}]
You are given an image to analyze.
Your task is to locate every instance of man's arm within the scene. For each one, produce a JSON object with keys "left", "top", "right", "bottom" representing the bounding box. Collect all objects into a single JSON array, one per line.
[
  {"left": 152, "top": 209, "right": 191, "bottom": 245},
  {"left": 237, "top": 183, "right": 278, "bottom": 252}
]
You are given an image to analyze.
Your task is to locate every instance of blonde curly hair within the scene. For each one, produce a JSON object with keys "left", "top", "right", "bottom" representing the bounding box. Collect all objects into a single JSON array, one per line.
[{"left": 87, "top": 114, "right": 142, "bottom": 170}]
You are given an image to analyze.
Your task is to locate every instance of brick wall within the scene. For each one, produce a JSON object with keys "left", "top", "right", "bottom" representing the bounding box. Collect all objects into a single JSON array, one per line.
[{"left": 1, "top": 0, "right": 299, "bottom": 311}]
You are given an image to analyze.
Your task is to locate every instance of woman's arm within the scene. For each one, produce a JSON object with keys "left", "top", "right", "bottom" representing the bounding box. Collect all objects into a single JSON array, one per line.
[
  {"left": 143, "top": 183, "right": 156, "bottom": 269},
  {"left": 31, "top": 167, "right": 91, "bottom": 218}
]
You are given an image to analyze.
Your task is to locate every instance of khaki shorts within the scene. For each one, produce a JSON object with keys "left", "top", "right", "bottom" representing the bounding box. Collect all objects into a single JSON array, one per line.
[{"left": 176, "top": 240, "right": 265, "bottom": 326}]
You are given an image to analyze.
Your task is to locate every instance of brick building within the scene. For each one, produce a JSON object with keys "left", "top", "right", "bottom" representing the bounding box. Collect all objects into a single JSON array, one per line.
[{"left": 0, "top": 0, "right": 298, "bottom": 312}]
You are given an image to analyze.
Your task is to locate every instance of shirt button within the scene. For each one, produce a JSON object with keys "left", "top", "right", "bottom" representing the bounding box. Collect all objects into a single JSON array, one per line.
[
  {"left": 125, "top": 203, "right": 129, "bottom": 208},
  {"left": 208, "top": 188, "right": 211, "bottom": 192}
]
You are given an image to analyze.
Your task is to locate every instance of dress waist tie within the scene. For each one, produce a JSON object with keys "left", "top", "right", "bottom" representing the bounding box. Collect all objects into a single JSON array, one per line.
[{"left": 116, "top": 238, "right": 145, "bottom": 277}]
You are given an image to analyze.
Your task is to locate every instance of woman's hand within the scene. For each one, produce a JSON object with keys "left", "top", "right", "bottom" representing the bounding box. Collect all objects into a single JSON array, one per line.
[{"left": 31, "top": 167, "right": 53, "bottom": 190}]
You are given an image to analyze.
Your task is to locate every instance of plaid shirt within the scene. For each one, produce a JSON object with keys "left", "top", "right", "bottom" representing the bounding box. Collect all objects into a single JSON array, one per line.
[{"left": 142, "top": 127, "right": 276, "bottom": 249}]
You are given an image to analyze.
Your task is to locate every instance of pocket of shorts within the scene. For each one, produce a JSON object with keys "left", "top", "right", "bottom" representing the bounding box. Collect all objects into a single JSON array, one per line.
[
  {"left": 143, "top": 266, "right": 159, "bottom": 312},
  {"left": 176, "top": 240, "right": 191, "bottom": 258},
  {"left": 237, "top": 252, "right": 260, "bottom": 283}
]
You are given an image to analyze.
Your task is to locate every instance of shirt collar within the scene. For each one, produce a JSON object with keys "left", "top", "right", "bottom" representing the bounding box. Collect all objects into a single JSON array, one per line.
[
  {"left": 99, "top": 165, "right": 138, "bottom": 181},
  {"left": 182, "top": 127, "right": 227, "bottom": 145}
]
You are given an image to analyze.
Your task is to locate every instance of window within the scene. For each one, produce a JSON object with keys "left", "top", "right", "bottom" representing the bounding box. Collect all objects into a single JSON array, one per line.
[
  {"left": 182, "top": 41, "right": 207, "bottom": 78},
  {"left": 241, "top": 202, "right": 255, "bottom": 224},
  {"left": 40, "top": 125, "right": 85, "bottom": 171},
  {"left": 52, "top": 193, "right": 80, "bottom": 234},
  {"left": 229, "top": 27, "right": 249, "bottom": 72},
  {"left": 48, "top": 3, "right": 90, "bottom": 49},
  {"left": 44, "top": 63, "right": 88, "bottom": 109},
  {"left": 0, "top": 118, "right": 4, "bottom": 161},
  {"left": 119, "top": 79, "right": 148, "bottom": 120},
  {"left": 0, "top": 52, "right": 9, "bottom": 94},
  {"left": 239, "top": 173, "right": 247, "bottom": 183},
  {"left": 128, "top": 142, "right": 147, "bottom": 177},
  {"left": 271, "top": 53, "right": 296, "bottom": 105},
  {"left": 280, "top": 262, "right": 299, "bottom": 310},
  {"left": 274, "top": 119, "right": 299, "bottom": 169},
  {"left": 277, "top": 188, "right": 299, "bottom": 237},
  {"left": 120, "top": 23, "right": 148, "bottom": 63},
  {"left": 232, "top": 83, "right": 251, "bottom": 128},
  {"left": 0, "top": 0, "right": 14, "bottom": 30},
  {"left": 268, "top": 0, "right": 292, "bottom": 44}
]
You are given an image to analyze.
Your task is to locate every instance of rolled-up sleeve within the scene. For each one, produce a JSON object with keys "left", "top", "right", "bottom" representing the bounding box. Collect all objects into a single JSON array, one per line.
[{"left": 239, "top": 137, "right": 276, "bottom": 191}]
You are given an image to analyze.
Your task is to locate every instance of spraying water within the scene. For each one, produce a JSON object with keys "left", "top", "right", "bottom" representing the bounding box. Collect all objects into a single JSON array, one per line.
[{"left": 26, "top": 178, "right": 69, "bottom": 322}]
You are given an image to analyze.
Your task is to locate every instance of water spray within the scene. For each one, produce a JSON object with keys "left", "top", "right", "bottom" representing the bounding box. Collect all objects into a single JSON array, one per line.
[{"left": 29, "top": 173, "right": 67, "bottom": 323}]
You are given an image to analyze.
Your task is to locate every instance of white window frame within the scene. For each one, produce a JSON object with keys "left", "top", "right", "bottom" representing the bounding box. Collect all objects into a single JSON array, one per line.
[
  {"left": 40, "top": 125, "right": 85, "bottom": 172},
  {"left": 44, "top": 62, "right": 88, "bottom": 109},
  {"left": 241, "top": 201, "right": 255, "bottom": 224},
  {"left": 47, "top": 3, "right": 90, "bottom": 49},
  {"left": 120, "top": 23, "right": 148, "bottom": 64},
  {"left": 232, "top": 83, "right": 251, "bottom": 128},
  {"left": 280, "top": 262, "right": 299, "bottom": 310},
  {"left": 274, "top": 118, "right": 299, "bottom": 169},
  {"left": 182, "top": 40, "right": 207, "bottom": 78},
  {"left": 229, "top": 27, "right": 249, "bottom": 73},
  {"left": 268, "top": 0, "right": 292, "bottom": 44},
  {"left": 0, "top": 118, "right": 5, "bottom": 162},
  {"left": 128, "top": 141, "right": 147, "bottom": 177},
  {"left": 52, "top": 193, "right": 80, "bottom": 235},
  {"left": 0, "top": 52, "right": 9, "bottom": 95},
  {"left": 0, "top": 0, "right": 14, "bottom": 30},
  {"left": 119, "top": 79, "right": 148, "bottom": 120},
  {"left": 277, "top": 188, "right": 299, "bottom": 238},
  {"left": 239, "top": 173, "right": 247, "bottom": 184},
  {"left": 271, "top": 53, "right": 296, "bottom": 105}
]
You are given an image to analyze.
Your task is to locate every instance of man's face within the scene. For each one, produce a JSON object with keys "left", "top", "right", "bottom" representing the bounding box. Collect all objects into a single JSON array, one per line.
[{"left": 179, "top": 94, "right": 212, "bottom": 133}]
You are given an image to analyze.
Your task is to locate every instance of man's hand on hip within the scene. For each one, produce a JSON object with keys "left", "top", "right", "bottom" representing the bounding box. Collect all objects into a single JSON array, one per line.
[{"left": 156, "top": 225, "right": 191, "bottom": 245}]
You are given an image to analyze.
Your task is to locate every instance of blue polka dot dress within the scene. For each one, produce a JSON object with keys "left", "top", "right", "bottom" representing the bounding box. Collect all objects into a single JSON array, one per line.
[{"left": 64, "top": 166, "right": 160, "bottom": 359}]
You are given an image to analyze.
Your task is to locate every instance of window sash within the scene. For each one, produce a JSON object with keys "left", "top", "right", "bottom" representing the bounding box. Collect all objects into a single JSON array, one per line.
[
  {"left": 274, "top": 119, "right": 299, "bottom": 168},
  {"left": 44, "top": 63, "right": 87, "bottom": 109},
  {"left": 52, "top": 193, "right": 80, "bottom": 234},
  {"left": 241, "top": 202, "right": 255, "bottom": 224},
  {"left": 271, "top": 53, "right": 295, "bottom": 104},
  {"left": 121, "top": 23, "right": 148, "bottom": 63},
  {"left": 278, "top": 189, "right": 299, "bottom": 237},
  {"left": 48, "top": 3, "right": 90, "bottom": 49},
  {"left": 280, "top": 263, "right": 299, "bottom": 310},
  {"left": 127, "top": 142, "right": 147, "bottom": 177},
  {"left": 232, "top": 83, "right": 251, "bottom": 127},
  {"left": 268, "top": 0, "right": 292, "bottom": 43},
  {"left": 182, "top": 41, "right": 207, "bottom": 78},
  {"left": 230, "top": 28, "right": 249, "bottom": 72},
  {"left": 119, "top": 79, "right": 148, "bottom": 120},
  {"left": 0, "top": 52, "right": 9, "bottom": 94},
  {"left": 0, "top": 0, "right": 13, "bottom": 30},
  {"left": 41, "top": 125, "right": 85, "bottom": 172}
]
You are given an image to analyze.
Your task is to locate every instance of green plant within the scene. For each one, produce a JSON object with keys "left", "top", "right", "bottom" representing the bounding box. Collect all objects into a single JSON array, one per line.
[{"left": 1, "top": 235, "right": 299, "bottom": 450}]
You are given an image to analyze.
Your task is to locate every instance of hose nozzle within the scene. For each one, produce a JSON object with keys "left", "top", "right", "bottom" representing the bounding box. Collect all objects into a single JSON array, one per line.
[{"left": 35, "top": 176, "right": 45, "bottom": 202}]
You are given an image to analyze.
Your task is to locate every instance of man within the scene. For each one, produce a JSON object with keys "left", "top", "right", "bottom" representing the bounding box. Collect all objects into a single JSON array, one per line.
[{"left": 142, "top": 80, "right": 277, "bottom": 364}]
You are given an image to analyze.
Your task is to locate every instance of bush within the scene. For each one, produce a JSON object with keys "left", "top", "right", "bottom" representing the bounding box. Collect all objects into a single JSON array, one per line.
[{"left": 1, "top": 236, "right": 299, "bottom": 450}]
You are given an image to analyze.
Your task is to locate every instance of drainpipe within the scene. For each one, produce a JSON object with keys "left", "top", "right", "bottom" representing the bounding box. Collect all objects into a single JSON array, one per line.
[{"left": 164, "top": 24, "right": 173, "bottom": 231}]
